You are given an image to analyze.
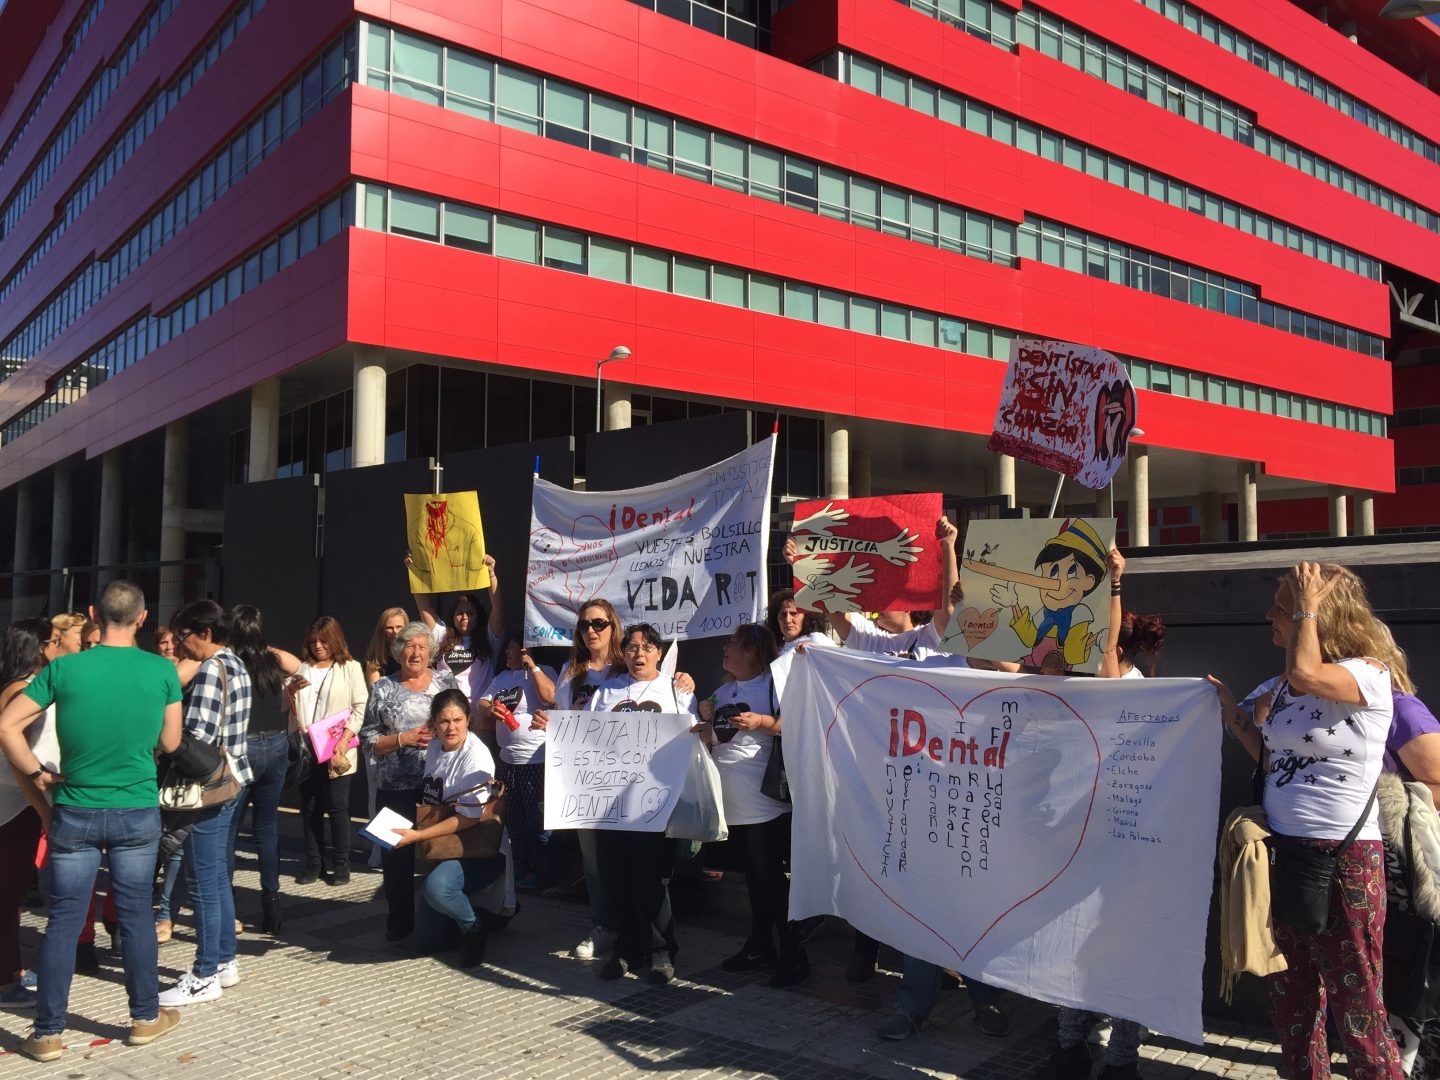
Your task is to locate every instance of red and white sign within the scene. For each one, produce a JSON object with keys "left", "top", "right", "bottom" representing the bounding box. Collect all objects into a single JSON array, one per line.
[
  {"left": 789, "top": 494, "right": 942, "bottom": 613},
  {"left": 987, "top": 339, "right": 1137, "bottom": 490}
]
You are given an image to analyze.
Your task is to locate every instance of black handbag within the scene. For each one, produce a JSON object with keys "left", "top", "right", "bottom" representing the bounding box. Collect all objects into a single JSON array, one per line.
[
  {"left": 1268, "top": 781, "right": 1378, "bottom": 934},
  {"left": 1383, "top": 808, "right": 1440, "bottom": 1021},
  {"left": 759, "top": 681, "right": 789, "bottom": 804},
  {"left": 284, "top": 731, "right": 314, "bottom": 790},
  {"left": 166, "top": 733, "right": 223, "bottom": 779}
]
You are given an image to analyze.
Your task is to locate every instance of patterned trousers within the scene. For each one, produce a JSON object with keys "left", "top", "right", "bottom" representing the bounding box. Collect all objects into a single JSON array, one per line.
[
  {"left": 497, "top": 761, "right": 544, "bottom": 876},
  {"left": 1268, "top": 838, "right": 1402, "bottom": 1080}
]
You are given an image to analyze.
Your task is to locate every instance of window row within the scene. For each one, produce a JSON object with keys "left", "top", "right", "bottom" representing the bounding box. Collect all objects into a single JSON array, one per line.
[
  {"left": 362, "top": 22, "right": 1018, "bottom": 267},
  {"left": 1138, "top": 0, "right": 1440, "bottom": 169},
  {"left": 0, "top": 188, "right": 354, "bottom": 445},
  {"left": 1020, "top": 217, "right": 1383, "bottom": 358},
  {"left": 831, "top": 52, "right": 1380, "bottom": 280},
  {"left": 359, "top": 181, "right": 1389, "bottom": 439},
  {"left": 0, "top": 6, "right": 338, "bottom": 389},
  {"left": 0, "top": 0, "right": 182, "bottom": 242},
  {"left": 0, "top": 0, "right": 270, "bottom": 301},
  {"left": 1393, "top": 405, "right": 1440, "bottom": 429},
  {"left": 0, "top": 0, "right": 107, "bottom": 177},
  {"left": 1127, "top": 359, "right": 1386, "bottom": 436},
  {"left": 623, "top": 0, "right": 770, "bottom": 51},
  {"left": 893, "top": 0, "right": 1440, "bottom": 237},
  {"left": 1398, "top": 466, "right": 1440, "bottom": 487}
]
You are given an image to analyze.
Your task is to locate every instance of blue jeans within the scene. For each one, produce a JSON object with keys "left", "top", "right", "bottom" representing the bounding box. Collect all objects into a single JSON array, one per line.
[
  {"left": 228, "top": 731, "right": 288, "bottom": 893},
  {"left": 157, "top": 850, "right": 186, "bottom": 921},
  {"left": 896, "top": 953, "right": 1000, "bottom": 1023},
  {"left": 183, "top": 797, "right": 239, "bottom": 977},
  {"left": 422, "top": 857, "right": 506, "bottom": 930},
  {"left": 37, "top": 805, "right": 161, "bottom": 1035}
]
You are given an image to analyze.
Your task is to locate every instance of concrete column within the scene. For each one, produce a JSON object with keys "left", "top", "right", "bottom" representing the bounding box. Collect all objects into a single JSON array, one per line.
[
  {"left": 1095, "top": 484, "right": 1115, "bottom": 520},
  {"left": 159, "top": 420, "right": 189, "bottom": 622},
  {"left": 1237, "top": 462, "right": 1258, "bottom": 543},
  {"left": 97, "top": 449, "right": 123, "bottom": 586},
  {"left": 48, "top": 464, "right": 72, "bottom": 614},
  {"left": 248, "top": 377, "right": 280, "bottom": 482},
  {"left": 824, "top": 414, "right": 849, "bottom": 500},
  {"left": 1199, "top": 490, "right": 1223, "bottom": 544},
  {"left": 1355, "top": 492, "right": 1375, "bottom": 537},
  {"left": 353, "top": 357, "right": 386, "bottom": 468},
  {"left": 1328, "top": 487, "right": 1348, "bottom": 538},
  {"left": 1128, "top": 446, "right": 1150, "bottom": 547},
  {"left": 993, "top": 453, "right": 1016, "bottom": 510},
  {"left": 851, "top": 428, "right": 872, "bottom": 498},
  {"left": 603, "top": 383, "right": 632, "bottom": 432}
]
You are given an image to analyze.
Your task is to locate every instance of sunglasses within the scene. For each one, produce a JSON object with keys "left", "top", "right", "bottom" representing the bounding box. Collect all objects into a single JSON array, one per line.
[{"left": 578, "top": 618, "right": 611, "bottom": 633}]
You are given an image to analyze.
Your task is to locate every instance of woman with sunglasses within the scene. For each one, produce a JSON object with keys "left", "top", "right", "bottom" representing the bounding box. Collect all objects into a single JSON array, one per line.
[
  {"left": 697, "top": 622, "right": 808, "bottom": 987},
  {"left": 590, "top": 623, "right": 698, "bottom": 984}
]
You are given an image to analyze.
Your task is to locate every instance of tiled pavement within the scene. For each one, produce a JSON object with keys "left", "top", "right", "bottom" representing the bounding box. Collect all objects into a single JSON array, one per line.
[{"left": 0, "top": 844, "right": 1291, "bottom": 1078}]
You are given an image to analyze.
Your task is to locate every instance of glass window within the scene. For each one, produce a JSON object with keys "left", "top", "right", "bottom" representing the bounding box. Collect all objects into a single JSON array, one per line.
[
  {"left": 817, "top": 289, "right": 847, "bottom": 327},
  {"left": 391, "top": 31, "right": 442, "bottom": 104},
  {"left": 496, "top": 68, "right": 541, "bottom": 133},
  {"left": 673, "top": 256, "right": 708, "bottom": 298},
  {"left": 390, "top": 190, "right": 439, "bottom": 240},
  {"left": 784, "top": 157, "right": 817, "bottom": 210},
  {"left": 545, "top": 81, "right": 587, "bottom": 130},
  {"left": 881, "top": 304, "right": 908, "bottom": 340},
  {"left": 749, "top": 273, "right": 782, "bottom": 314},
  {"left": 494, "top": 217, "right": 540, "bottom": 262},
  {"left": 446, "top": 52, "right": 493, "bottom": 118},
  {"left": 850, "top": 297, "right": 878, "bottom": 335},
  {"left": 712, "top": 133, "right": 745, "bottom": 189},
  {"left": 713, "top": 265, "right": 746, "bottom": 306},
  {"left": 750, "top": 145, "right": 782, "bottom": 202},
  {"left": 784, "top": 283, "right": 817, "bottom": 321},
  {"left": 543, "top": 227, "right": 585, "bottom": 272},
  {"left": 443, "top": 203, "right": 491, "bottom": 252},
  {"left": 632, "top": 249, "right": 670, "bottom": 290},
  {"left": 591, "top": 94, "right": 630, "bottom": 145},
  {"left": 589, "top": 237, "right": 628, "bottom": 282}
]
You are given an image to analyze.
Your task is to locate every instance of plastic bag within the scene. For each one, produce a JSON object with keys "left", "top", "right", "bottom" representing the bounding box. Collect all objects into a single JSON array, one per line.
[{"left": 666, "top": 739, "right": 728, "bottom": 842}]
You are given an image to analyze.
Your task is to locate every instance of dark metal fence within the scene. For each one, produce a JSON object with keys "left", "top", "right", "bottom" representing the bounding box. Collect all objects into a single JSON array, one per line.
[{"left": 0, "top": 559, "right": 221, "bottom": 628}]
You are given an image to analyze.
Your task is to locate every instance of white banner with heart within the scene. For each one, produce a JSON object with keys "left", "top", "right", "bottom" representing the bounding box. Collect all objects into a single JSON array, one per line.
[
  {"left": 543, "top": 710, "right": 697, "bottom": 832},
  {"left": 783, "top": 647, "right": 1221, "bottom": 1043}
]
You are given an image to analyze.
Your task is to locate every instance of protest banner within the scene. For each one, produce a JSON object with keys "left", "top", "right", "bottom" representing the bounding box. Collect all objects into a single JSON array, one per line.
[
  {"left": 405, "top": 490, "right": 490, "bottom": 594},
  {"left": 788, "top": 494, "right": 941, "bottom": 614},
  {"left": 987, "top": 338, "right": 1137, "bottom": 489},
  {"left": 543, "top": 710, "right": 697, "bottom": 831},
  {"left": 943, "top": 516, "right": 1116, "bottom": 674},
  {"left": 783, "top": 647, "right": 1220, "bottom": 1043},
  {"left": 524, "top": 437, "right": 775, "bottom": 646}
]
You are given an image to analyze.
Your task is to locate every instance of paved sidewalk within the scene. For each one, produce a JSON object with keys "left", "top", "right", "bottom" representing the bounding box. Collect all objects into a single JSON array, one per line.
[{"left": 0, "top": 855, "right": 1288, "bottom": 1078}]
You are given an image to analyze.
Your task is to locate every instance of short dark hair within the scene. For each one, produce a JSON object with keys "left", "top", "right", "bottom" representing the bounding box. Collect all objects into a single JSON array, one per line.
[
  {"left": 0, "top": 617, "right": 53, "bottom": 687},
  {"left": 622, "top": 623, "right": 664, "bottom": 652},
  {"left": 171, "top": 599, "right": 229, "bottom": 644},
  {"left": 430, "top": 687, "right": 471, "bottom": 723},
  {"left": 730, "top": 622, "right": 779, "bottom": 665},
  {"left": 97, "top": 580, "right": 145, "bottom": 628}
]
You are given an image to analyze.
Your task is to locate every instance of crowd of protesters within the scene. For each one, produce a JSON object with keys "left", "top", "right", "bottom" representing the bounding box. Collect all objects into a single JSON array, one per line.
[{"left": 0, "top": 530, "right": 1435, "bottom": 1080}]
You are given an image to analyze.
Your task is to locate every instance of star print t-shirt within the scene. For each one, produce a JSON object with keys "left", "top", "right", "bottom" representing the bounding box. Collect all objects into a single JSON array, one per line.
[
  {"left": 1261, "top": 659, "right": 1393, "bottom": 841},
  {"left": 709, "top": 672, "right": 789, "bottom": 826}
]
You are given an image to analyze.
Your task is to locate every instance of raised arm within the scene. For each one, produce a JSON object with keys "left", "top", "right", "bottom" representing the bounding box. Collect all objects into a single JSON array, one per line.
[
  {"left": 1285, "top": 563, "right": 1365, "bottom": 704},
  {"left": 935, "top": 516, "right": 959, "bottom": 627},
  {"left": 1097, "top": 548, "right": 1125, "bottom": 680},
  {"left": 484, "top": 554, "right": 504, "bottom": 641}
]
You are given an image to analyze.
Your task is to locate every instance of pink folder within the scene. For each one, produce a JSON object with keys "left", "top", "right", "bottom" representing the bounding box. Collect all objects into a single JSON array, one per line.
[{"left": 308, "top": 709, "right": 359, "bottom": 763}]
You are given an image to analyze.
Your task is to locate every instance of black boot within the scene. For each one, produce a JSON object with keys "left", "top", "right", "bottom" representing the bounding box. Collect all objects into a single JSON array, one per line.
[
  {"left": 458, "top": 924, "right": 488, "bottom": 968},
  {"left": 1046, "top": 1041, "right": 1093, "bottom": 1080},
  {"left": 261, "top": 890, "right": 282, "bottom": 934},
  {"left": 294, "top": 864, "right": 321, "bottom": 885}
]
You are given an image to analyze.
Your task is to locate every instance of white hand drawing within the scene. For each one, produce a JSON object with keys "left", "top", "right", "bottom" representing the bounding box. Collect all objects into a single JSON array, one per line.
[
  {"left": 873, "top": 528, "right": 923, "bottom": 566},
  {"left": 990, "top": 581, "right": 1019, "bottom": 609},
  {"left": 793, "top": 556, "right": 874, "bottom": 614},
  {"left": 792, "top": 501, "right": 849, "bottom": 538}
]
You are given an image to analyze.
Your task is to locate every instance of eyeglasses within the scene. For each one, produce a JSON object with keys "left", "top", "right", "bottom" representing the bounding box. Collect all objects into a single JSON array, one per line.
[
  {"left": 578, "top": 618, "right": 611, "bottom": 634},
  {"left": 623, "top": 642, "right": 659, "bottom": 655},
  {"left": 173, "top": 629, "right": 194, "bottom": 643},
  {"left": 46, "top": 636, "right": 61, "bottom": 647}
]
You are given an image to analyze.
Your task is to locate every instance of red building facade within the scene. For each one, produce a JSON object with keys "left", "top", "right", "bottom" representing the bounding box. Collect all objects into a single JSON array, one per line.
[{"left": 0, "top": 0, "right": 1436, "bottom": 588}]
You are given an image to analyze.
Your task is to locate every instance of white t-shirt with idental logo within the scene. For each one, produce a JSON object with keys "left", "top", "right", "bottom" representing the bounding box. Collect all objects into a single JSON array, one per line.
[
  {"left": 1261, "top": 659, "right": 1393, "bottom": 841},
  {"left": 487, "top": 665, "right": 556, "bottom": 765},
  {"left": 708, "top": 672, "right": 789, "bottom": 826}
]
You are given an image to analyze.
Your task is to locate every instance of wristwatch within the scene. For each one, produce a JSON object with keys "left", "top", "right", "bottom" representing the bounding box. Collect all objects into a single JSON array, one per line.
[{"left": 26, "top": 766, "right": 45, "bottom": 780}]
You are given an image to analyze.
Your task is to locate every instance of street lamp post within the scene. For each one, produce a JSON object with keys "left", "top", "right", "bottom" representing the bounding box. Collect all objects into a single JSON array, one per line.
[{"left": 595, "top": 346, "right": 631, "bottom": 432}]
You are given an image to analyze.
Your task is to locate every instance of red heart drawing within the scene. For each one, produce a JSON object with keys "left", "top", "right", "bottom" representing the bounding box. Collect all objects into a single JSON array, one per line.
[{"left": 825, "top": 675, "right": 1099, "bottom": 965}]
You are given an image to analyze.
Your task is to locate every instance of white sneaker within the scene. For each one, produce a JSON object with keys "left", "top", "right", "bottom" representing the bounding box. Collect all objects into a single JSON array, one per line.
[
  {"left": 157, "top": 971, "right": 222, "bottom": 1006},
  {"left": 216, "top": 960, "right": 240, "bottom": 989},
  {"left": 572, "top": 927, "right": 615, "bottom": 960}
]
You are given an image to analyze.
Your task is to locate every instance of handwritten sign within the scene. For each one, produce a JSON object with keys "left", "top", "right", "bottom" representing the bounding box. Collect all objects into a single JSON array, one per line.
[
  {"left": 543, "top": 710, "right": 697, "bottom": 831},
  {"left": 789, "top": 494, "right": 941, "bottom": 614},
  {"left": 405, "top": 491, "right": 490, "bottom": 594},
  {"left": 987, "top": 338, "right": 1137, "bottom": 489},
  {"left": 943, "top": 516, "right": 1116, "bottom": 674},
  {"left": 783, "top": 647, "right": 1220, "bottom": 1044},
  {"left": 524, "top": 437, "right": 775, "bottom": 645}
]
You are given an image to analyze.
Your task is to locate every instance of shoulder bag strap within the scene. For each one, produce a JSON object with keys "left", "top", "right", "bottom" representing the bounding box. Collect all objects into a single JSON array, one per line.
[
  {"left": 1338, "top": 779, "right": 1381, "bottom": 856},
  {"left": 443, "top": 779, "right": 496, "bottom": 807}
]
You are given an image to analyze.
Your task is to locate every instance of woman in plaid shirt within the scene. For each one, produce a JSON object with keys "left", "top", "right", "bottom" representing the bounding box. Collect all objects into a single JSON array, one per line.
[{"left": 158, "top": 600, "right": 252, "bottom": 1008}]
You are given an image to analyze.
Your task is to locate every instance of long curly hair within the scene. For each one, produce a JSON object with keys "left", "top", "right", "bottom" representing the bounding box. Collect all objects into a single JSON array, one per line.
[{"left": 1300, "top": 565, "right": 1406, "bottom": 683}]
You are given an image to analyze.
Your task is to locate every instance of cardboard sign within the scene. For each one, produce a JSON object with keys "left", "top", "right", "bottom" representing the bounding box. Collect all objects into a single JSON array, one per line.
[
  {"left": 789, "top": 494, "right": 942, "bottom": 614},
  {"left": 987, "top": 338, "right": 1137, "bottom": 489},
  {"left": 783, "top": 647, "right": 1221, "bottom": 1044},
  {"left": 405, "top": 491, "right": 490, "bottom": 594},
  {"left": 543, "top": 710, "right": 697, "bottom": 831},
  {"left": 942, "top": 517, "right": 1116, "bottom": 675},
  {"left": 524, "top": 437, "right": 774, "bottom": 646}
]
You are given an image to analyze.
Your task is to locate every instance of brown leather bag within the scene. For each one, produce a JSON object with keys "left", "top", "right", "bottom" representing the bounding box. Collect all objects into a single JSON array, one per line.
[{"left": 415, "top": 780, "right": 506, "bottom": 862}]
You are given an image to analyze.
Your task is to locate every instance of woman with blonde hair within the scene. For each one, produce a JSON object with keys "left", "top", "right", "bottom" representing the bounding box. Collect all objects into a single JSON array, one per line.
[
  {"left": 364, "top": 608, "right": 408, "bottom": 688},
  {"left": 49, "top": 613, "right": 85, "bottom": 657},
  {"left": 1211, "top": 562, "right": 1403, "bottom": 1079}
]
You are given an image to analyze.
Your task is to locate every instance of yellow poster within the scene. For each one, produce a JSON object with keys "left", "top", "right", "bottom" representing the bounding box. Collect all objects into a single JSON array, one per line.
[{"left": 405, "top": 491, "right": 490, "bottom": 594}]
